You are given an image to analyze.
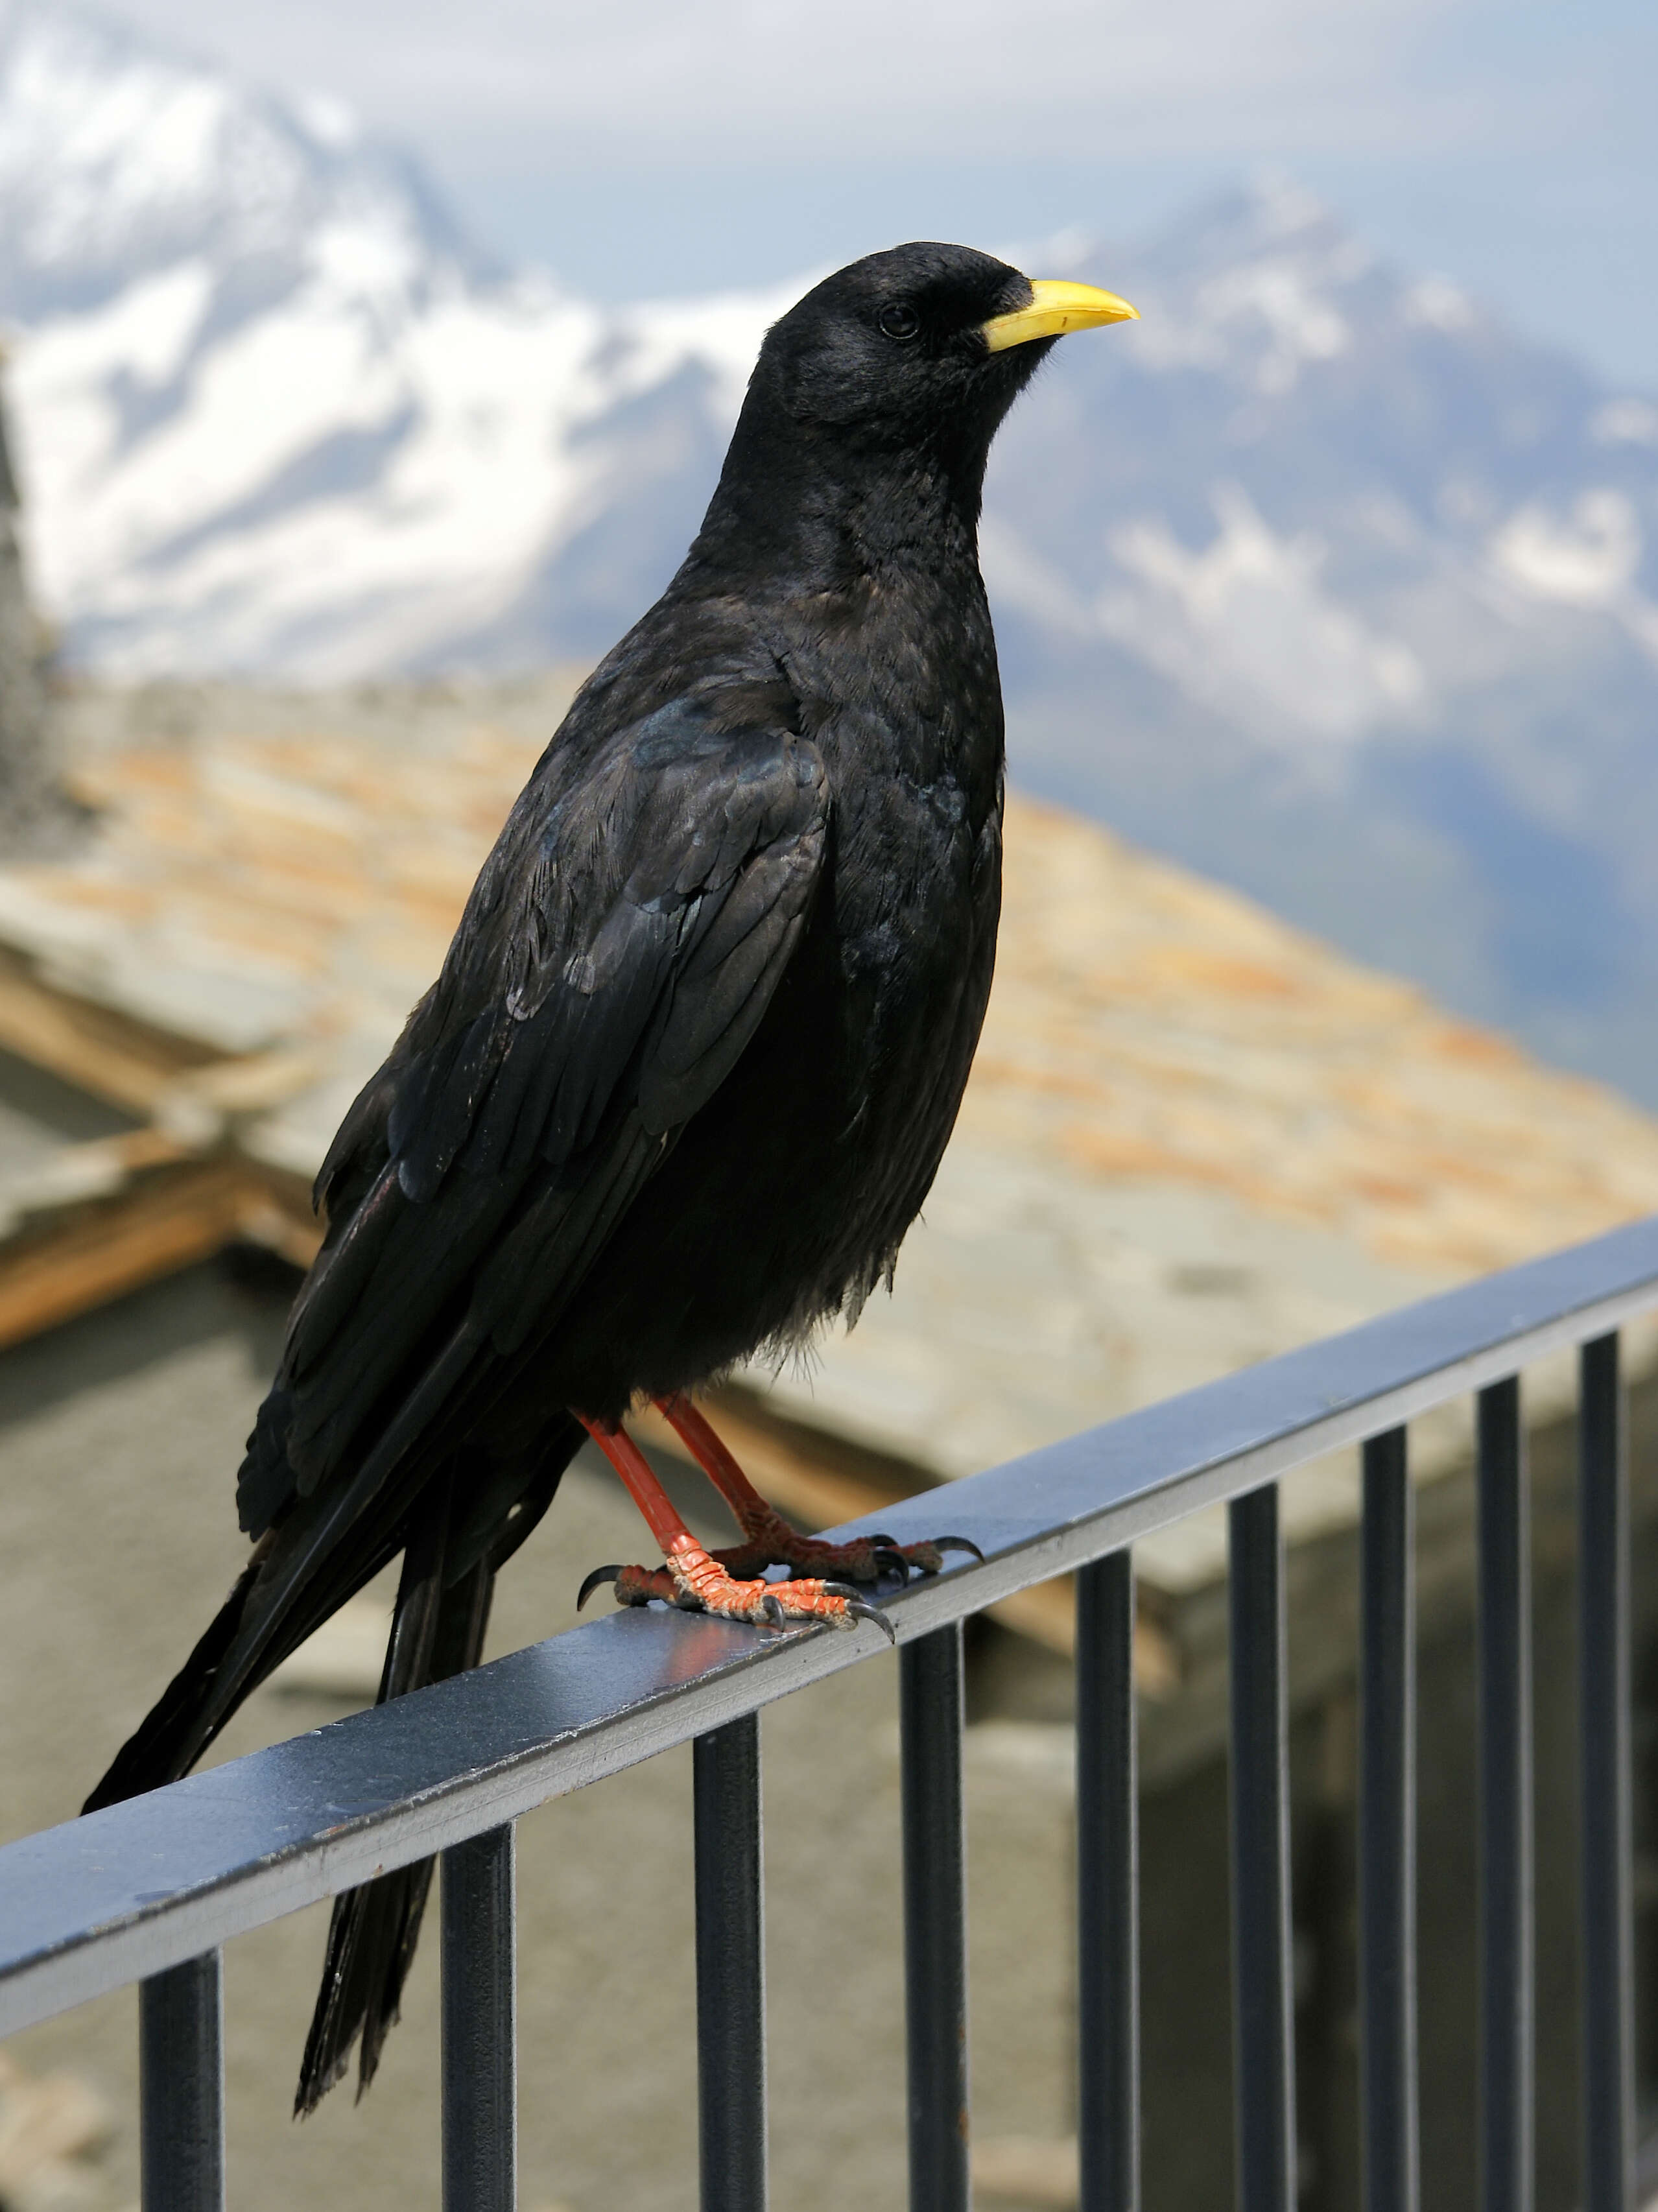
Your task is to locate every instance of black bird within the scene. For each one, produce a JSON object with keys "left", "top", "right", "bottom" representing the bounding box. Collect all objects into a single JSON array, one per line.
[{"left": 84, "top": 243, "right": 1137, "bottom": 2110}]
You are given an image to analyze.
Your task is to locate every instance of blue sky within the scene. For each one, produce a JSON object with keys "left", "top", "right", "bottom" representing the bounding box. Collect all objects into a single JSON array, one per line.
[{"left": 109, "top": 0, "right": 1657, "bottom": 387}]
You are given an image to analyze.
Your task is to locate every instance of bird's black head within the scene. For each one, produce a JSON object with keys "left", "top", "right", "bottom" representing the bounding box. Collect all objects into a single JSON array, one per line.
[
  {"left": 689, "top": 242, "right": 1136, "bottom": 582},
  {"left": 763, "top": 243, "right": 1050, "bottom": 455}
]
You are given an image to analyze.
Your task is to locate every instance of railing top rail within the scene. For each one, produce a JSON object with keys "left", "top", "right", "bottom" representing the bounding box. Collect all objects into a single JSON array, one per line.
[{"left": 5, "top": 1211, "right": 1658, "bottom": 2036}]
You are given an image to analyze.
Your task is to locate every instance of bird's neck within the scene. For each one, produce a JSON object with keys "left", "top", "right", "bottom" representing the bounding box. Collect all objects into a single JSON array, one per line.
[{"left": 682, "top": 406, "right": 988, "bottom": 596}]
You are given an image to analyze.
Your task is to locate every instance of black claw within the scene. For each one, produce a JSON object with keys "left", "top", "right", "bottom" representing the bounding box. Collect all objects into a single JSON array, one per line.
[
  {"left": 867, "top": 1532, "right": 899, "bottom": 1548},
  {"left": 762, "top": 1592, "right": 788, "bottom": 1630},
  {"left": 933, "top": 1536, "right": 986, "bottom": 1564},
  {"left": 576, "top": 1564, "right": 622, "bottom": 1610},
  {"left": 845, "top": 1600, "right": 897, "bottom": 1647},
  {"left": 875, "top": 1547, "right": 912, "bottom": 1582},
  {"left": 822, "top": 1580, "right": 867, "bottom": 1604}
]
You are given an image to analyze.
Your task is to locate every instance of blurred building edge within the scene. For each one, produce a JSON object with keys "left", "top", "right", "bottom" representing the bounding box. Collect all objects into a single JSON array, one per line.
[{"left": 0, "top": 350, "right": 77, "bottom": 857}]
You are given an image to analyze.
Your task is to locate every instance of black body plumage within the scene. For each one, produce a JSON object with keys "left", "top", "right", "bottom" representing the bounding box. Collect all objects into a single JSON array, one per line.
[{"left": 85, "top": 243, "right": 1063, "bottom": 2108}]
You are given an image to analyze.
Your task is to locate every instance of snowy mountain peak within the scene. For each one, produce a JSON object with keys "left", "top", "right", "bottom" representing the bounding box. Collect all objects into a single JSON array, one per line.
[
  {"left": 1106, "top": 179, "right": 1469, "bottom": 394},
  {"left": 0, "top": 0, "right": 488, "bottom": 323}
]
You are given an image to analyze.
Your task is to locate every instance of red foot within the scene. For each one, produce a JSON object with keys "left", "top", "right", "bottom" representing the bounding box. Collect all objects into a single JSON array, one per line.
[
  {"left": 580, "top": 1534, "right": 894, "bottom": 1641},
  {"left": 573, "top": 1405, "right": 982, "bottom": 1645},
  {"left": 653, "top": 1394, "right": 982, "bottom": 1586},
  {"left": 710, "top": 1502, "right": 963, "bottom": 1586}
]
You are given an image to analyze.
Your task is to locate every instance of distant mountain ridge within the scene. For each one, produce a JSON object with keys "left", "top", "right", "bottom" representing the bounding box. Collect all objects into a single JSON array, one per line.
[
  {"left": 3, "top": 1, "right": 1657, "bottom": 1104},
  {"left": 984, "top": 187, "right": 1658, "bottom": 1104}
]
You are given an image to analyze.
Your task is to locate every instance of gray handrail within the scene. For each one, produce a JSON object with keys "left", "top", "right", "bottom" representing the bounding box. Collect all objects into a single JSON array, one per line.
[{"left": 4, "top": 1209, "right": 1657, "bottom": 2037}]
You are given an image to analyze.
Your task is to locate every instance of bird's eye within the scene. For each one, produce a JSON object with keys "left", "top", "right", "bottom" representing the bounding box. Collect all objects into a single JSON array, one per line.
[{"left": 878, "top": 303, "right": 921, "bottom": 342}]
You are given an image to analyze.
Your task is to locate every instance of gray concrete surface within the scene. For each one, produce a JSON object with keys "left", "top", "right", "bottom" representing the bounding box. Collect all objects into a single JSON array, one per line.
[{"left": 0, "top": 1263, "right": 1078, "bottom": 2212}]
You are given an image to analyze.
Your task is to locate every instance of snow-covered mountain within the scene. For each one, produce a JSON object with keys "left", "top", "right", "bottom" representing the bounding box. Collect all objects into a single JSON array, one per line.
[
  {"left": 984, "top": 189, "right": 1658, "bottom": 1104},
  {"left": 4, "top": 1, "right": 1658, "bottom": 1103},
  {"left": 0, "top": 2, "right": 794, "bottom": 674}
]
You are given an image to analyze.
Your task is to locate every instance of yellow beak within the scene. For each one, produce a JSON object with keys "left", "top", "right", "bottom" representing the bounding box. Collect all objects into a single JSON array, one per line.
[{"left": 981, "top": 278, "right": 1139, "bottom": 352}]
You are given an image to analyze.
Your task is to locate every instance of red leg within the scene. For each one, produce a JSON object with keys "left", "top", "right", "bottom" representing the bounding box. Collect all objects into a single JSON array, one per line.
[
  {"left": 575, "top": 1414, "right": 894, "bottom": 1638},
  {"left": 654, "top": 1392, "right": 983, "bottom": 1585}
]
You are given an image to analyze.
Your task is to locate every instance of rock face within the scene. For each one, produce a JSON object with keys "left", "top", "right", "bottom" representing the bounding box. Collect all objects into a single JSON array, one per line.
[{"left": 0, "top": 361, "right": 56, "bottom": 850}]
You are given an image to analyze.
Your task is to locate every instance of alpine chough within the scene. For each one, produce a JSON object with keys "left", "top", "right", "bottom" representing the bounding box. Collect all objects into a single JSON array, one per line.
[{"left": 84, "top": 242, "right": 1138, "bottom": 2110}]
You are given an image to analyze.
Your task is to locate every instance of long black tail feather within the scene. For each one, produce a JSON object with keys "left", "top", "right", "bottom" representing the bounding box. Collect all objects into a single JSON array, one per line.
[
  {"left": 296, "top": 1485, "right": 490, "bottom": 2113},
  {"left": 295, "top": 1438, "right": 574, "bottom": 2114}
]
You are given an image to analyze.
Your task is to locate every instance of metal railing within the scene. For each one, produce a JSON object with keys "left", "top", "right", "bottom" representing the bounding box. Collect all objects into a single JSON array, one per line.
[{"left": 4, "top": 1213, "right": 1657, "bottom": 2211}]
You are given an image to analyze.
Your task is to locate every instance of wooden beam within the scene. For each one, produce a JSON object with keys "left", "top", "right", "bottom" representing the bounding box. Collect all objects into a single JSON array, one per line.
[
  {"left": 0, "top": 1162, "right": 252, "bottom": 1350},
  {"left": 0, "top": 950, "right": 217, "bottom": 1112}
]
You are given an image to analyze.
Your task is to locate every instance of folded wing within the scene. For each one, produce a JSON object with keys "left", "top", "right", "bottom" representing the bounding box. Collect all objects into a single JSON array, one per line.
[{"left": 90, "top": 696, "right": 829, "bottom": 1800}]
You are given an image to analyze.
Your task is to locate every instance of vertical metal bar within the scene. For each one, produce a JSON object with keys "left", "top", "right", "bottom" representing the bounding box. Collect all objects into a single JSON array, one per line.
[
  {"left": 1360, "top": 1428, "right": 1419, "bottom": 2212},
  {"left": 139, "top": 1949, "right": 223, "bottom": 2212},
  {"left": 1580, "top": 1333, "right": 1635, "bottom": 2212},
  {"left": 694, "top": 1713, "right": 767, "bottom": 2212},
  {"left": 1076, "top": 1552, "right": 1139, "bottom": 2212},
  {"left": 1228, "top": 1483, "right": 1297, "bottom": 2212},
  {"left": 442, "top": 1823, "right": 517, "bottom": 2212},
  {"left": 901, "top": 1622, "right": 970, "bottom": 2212},
  {"left": 1477, "top": 1376, "right": 1533, "bottom": 2212}
]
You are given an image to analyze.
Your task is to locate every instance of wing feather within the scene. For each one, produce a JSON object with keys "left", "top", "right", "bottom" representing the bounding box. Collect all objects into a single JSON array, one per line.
[{"left": 236, "top": 698, "right": 826, "bottom": 1541}]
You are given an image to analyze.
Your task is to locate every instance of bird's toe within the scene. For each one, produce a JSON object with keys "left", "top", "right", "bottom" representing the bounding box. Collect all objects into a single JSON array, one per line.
[
  {"left": 890, "top": 1534, "right": 984, "bottom": 1576},
  {"left": 578, "top": 1541, "right": 898, "bottom": 1639}
]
